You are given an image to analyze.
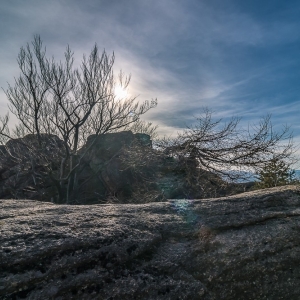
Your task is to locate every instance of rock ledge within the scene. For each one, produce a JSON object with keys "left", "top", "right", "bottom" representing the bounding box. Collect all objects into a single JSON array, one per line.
[{"left": 1, "top": 185, "right": 300, "bottom": 299}]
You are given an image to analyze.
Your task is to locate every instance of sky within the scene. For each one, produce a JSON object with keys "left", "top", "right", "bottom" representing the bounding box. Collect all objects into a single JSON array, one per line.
[{"left": 1, "top": 0, "right": 300, "bottom": 155}]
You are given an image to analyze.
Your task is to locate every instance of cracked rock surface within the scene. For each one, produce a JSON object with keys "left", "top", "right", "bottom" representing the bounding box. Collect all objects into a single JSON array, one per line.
[{"left": 1, "top": 185, "right": 300, "bottom": 299}]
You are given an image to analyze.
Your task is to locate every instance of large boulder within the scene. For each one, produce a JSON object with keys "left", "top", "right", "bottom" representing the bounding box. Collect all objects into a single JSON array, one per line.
[
  {"left": 0, "top": 134, "right": 65, "bottom": 200},
  {"left": 82, "top": 131, "right": 152, "bottom": 162},
  {"left": 0, "top": 132, "right": 152, "bottom": 203},
  {"left": 77, "top": 131, "right": 153, "bottom": 203},
  {"left": 1, "top": 185, "right": 300, "bottom": 299}
]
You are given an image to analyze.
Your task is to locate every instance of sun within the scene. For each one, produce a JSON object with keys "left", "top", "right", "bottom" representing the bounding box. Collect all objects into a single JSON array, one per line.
[{"left": 114, "top": 85, "right": 128, "bottom": 99}]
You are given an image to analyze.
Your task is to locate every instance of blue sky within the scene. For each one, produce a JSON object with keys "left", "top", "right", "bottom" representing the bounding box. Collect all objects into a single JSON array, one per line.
[{"left": 1, "top": 0, "right": 300, "bottom": 151}]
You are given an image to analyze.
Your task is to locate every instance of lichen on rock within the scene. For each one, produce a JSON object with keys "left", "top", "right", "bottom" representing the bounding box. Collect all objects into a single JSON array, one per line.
[{"left": 1, "top": 185, "right": 300, "bottom": 299}]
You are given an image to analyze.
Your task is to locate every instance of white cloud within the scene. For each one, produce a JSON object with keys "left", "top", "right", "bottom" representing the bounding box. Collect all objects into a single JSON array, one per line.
[{"left": 0, "top": 0, "right": 300, "bottom": 150}]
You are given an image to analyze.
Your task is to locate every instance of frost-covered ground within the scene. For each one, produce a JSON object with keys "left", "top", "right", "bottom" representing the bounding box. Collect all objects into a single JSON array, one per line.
[{"left": 1, "top": 185, "right": 300, "bottom": 299}]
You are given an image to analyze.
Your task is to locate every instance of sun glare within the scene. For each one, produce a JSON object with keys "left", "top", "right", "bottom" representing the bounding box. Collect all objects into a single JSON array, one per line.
[{"left": 114, "top": 85, "right": 128, "bottom": 99}]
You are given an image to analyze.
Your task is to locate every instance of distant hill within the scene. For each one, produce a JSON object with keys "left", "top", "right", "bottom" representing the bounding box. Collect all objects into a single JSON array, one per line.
[
  {"left": 226, "top": 169, "right": 300, "bottom": 183},
  {"left": 294, "top": 170, "right": 300, "bottom": 180}
]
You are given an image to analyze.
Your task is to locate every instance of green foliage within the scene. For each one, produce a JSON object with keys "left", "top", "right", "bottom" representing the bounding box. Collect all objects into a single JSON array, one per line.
[{"left": 255, "top": 158, "right": 295, "bottom": 189}]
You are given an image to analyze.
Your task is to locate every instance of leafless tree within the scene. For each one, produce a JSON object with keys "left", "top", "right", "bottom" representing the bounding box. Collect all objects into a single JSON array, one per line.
[
  {"left": 155, "top": 109, "right": 294, "bottom": 183},
  {"left": 112, "top": 108, "right": 295, "bottom": 200},
  {"left": 0, "top": 36, "right": 157, "bottom": 203}
]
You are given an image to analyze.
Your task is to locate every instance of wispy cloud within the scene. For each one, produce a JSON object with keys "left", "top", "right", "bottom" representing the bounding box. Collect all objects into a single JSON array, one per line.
[{"left": 1, "top": 0, "right": 300, "bottom": 145}]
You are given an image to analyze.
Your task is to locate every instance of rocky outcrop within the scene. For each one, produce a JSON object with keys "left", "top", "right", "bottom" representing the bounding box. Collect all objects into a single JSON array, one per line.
[
  {"left": 0, "top": 132, "right": 152, "bottom": 203},
  {"left": 0, "top": 132, "right": 245, "bottom": 204},
  {"left": 79, "top": 131, "right": 153, "bottom": 202},
  {"left": 0, "top": 134, "right": 65, "bottom": 201},
  {"left": 1, "top": 185, "right": 300, "bottom": 299}
]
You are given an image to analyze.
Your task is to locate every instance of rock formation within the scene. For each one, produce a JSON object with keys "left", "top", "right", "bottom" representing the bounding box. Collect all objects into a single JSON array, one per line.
[
  {"left": 0, "top": 134, "right": 65, "bottom": 201},
  {"left": 78, "top": 131, "right": 154, "bottom": 203},
  {"left": 1, "top": 185, "right": 300, "bottom": 299},
  {"left": 0, "top": 132, "right": 153, "bottom": 203},
  {"left": 0, "top": 131, "right": 251, "bottom": 204}
]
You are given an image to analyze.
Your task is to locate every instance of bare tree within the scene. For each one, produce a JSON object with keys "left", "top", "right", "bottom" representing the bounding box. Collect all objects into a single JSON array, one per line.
[
  {"left": 111, "top": 108, "right": 295, "bottom": 201},
  {"left": 155, "top": 109, "right": 294, "bottom": 183},
  {"left": 0, "top": 36, "right": 157, "bottom": 203}
]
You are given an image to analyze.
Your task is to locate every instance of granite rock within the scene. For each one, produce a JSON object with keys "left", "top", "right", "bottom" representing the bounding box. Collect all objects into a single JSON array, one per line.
[{"left": 1, "top": 185, "right": 300, "bottom": 299}]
